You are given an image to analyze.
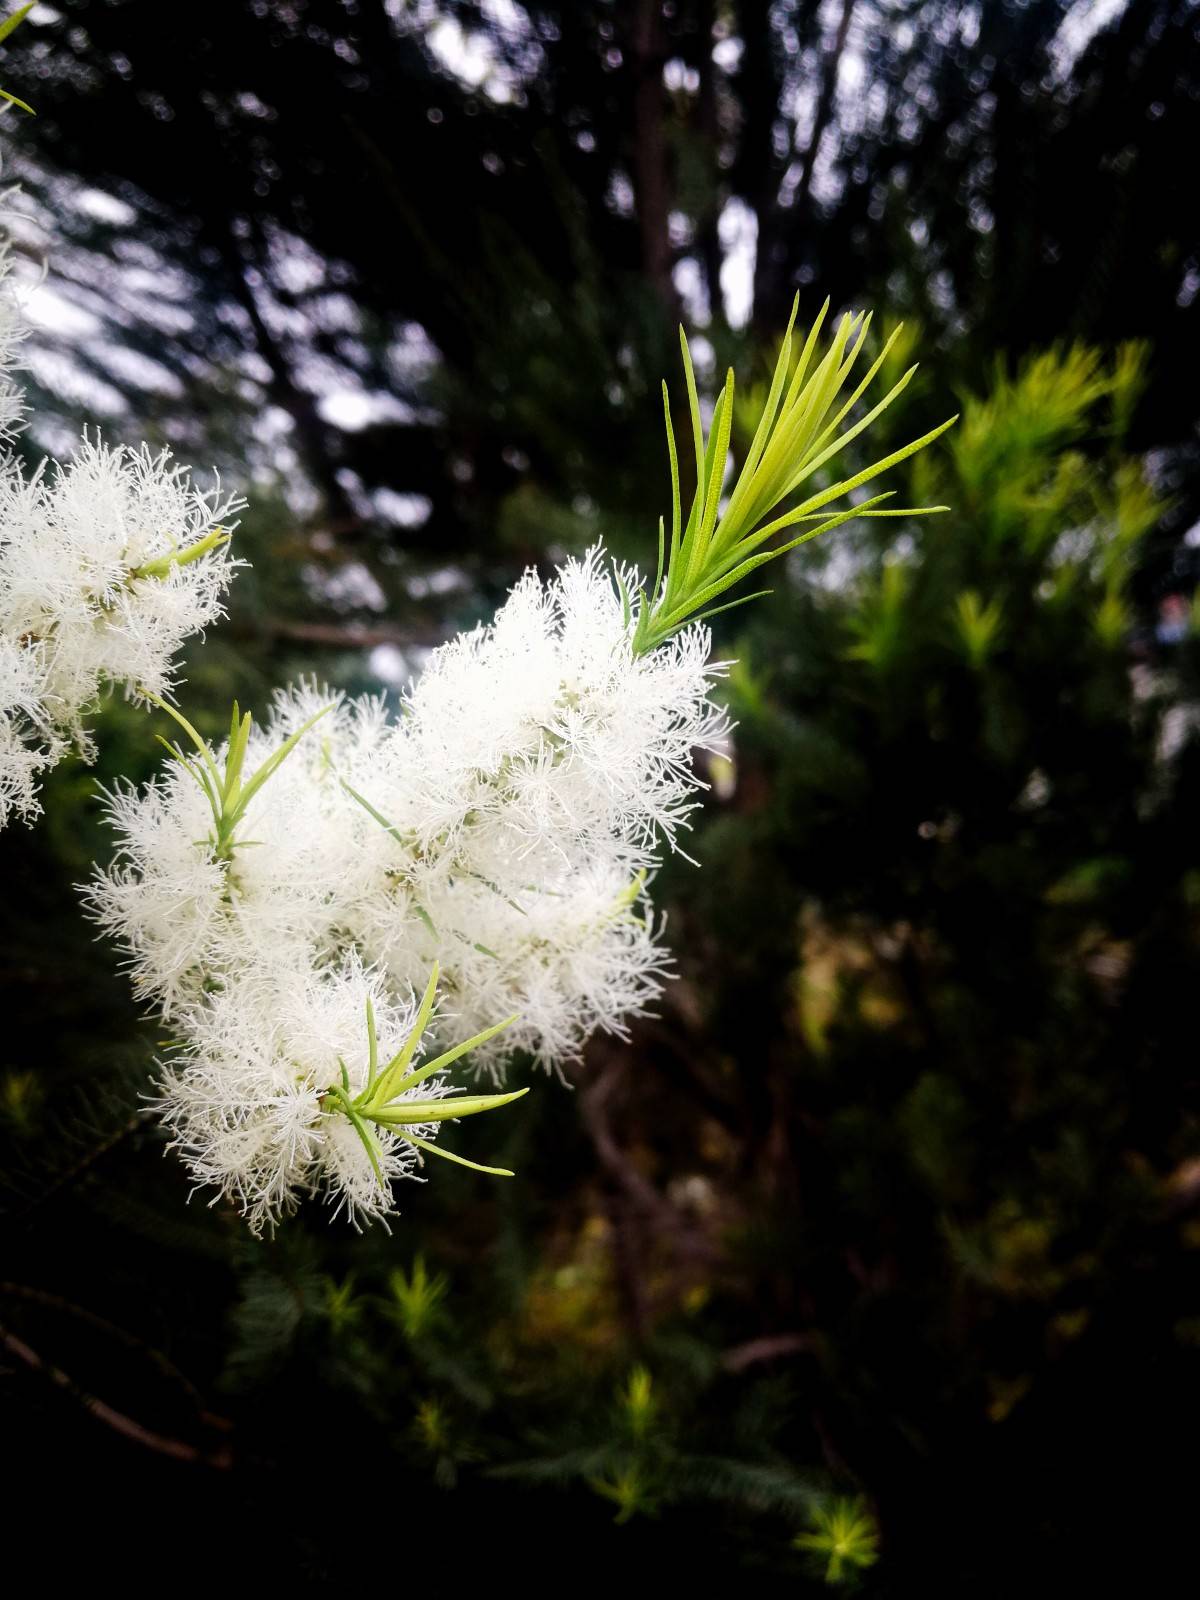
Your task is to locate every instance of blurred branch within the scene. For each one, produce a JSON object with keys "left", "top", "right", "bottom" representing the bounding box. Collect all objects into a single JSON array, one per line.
[
  {"left": 0, "top": 1322, "right": 234, "bottom": 1469},
  {"left": 628, "top": 0, "right": 678, "bottom": 312},
  {"left": 0, "top": 1282, "right": 225, "bottom": 1421},
  {"left": 7, "top": 1114, "right": 140, "bottom": 1228},
  {"left": 578, "top": 1046, "right": 720, "bottom": 1342},
  {"left": 240, "top": 617, "right": 446, "bottom": 653},
  {"left": 580, "top": 1052, "right": 683, "bottom": 1229},
  {"left": 792, "top": 0, "right": 857, "bottom": 225},
  {"left": 722, "top": 1333, "right": 813, "bottom": 1372},
  {"left": 641, "top": 1012, "right": 745, "bottom": 1132}
]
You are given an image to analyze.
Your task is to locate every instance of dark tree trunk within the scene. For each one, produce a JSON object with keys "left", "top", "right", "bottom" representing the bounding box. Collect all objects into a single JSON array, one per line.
[{"left": 628, "top": 0, "right": 678, "bottom": 313}]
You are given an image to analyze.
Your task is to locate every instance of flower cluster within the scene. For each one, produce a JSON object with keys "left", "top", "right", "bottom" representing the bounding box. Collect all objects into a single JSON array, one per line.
[
  {"left": 0, "top": 236, "right": 242, "bottom": 826},
  {"left": 88, "top": 550, "right": 725, "bottom": 1228},
  {"left": 155, "top": 956, "right": 525, "bottom": 1235}
]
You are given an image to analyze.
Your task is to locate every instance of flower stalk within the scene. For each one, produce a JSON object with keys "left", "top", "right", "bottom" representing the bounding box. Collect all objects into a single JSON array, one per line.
[{"left": 130, "top": 525, "right": 232, "bottom": 581}]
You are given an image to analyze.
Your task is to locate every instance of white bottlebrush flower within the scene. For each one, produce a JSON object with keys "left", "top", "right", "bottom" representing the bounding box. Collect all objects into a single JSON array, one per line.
[
  {"left": 0, "top": 700, "right": 46, "bottom": 819},
  {"left": 394, "top": 547, "right": 728, "bottom": 868},
  {"left": 0, "top": 235, "right": 243, "bottom": 827},
  {"left": 352, "top": 856, "right": 673, "bottom": 1079},
  {"left": 155, "top": 958, "right": 523, "bottom": 1235},
  {"left": 88, "top": 551, "right": 722, "bottom": 1070},
  {"left": 85, "top": 549, "right": 718, "bottom": 1224}
]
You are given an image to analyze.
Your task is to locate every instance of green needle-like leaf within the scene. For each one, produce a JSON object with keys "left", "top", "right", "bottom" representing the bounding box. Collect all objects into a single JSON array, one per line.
[
  {"left": 630, "top": 298, "right": 957, "bottom": 655},
  {"left": 401, "top": 1013, "right": 521, "bottom": 1087},
  {"left": 339, "top": 777, "right": 412, "bottom": 848},
  {"left": 131, "top": 526, "right": 231, "bottom": 580},
  {"left": 366, "top": 964, "right": 441, "bottom": 1111},
  {"left": 396, "top": 1128, "right": 516, "bottom": 1179},
  {"left": 364, "top": 996, "right": 380, "bottom": 1097},
  {"left": 370, "top": 1086, "right": 529, "bottom": 1125},
  {"left": 322, "top": 970, "right": 528, "bottom": 1189},
  {"left": 143, "top": 691, "right": 224, "bottom": 798},
  {"left": 226, "top": 702, "right": 333, "bottom": 827},
  {"left": 144, "top": 694, "right": 332, "bottom": 860},
  {"left": 0, "top": 1, "right": 35, "bottom": 113},
  {"left": 221, "top": 703, "right": 253, "bottom": 808},
  {"left": 325, "top": 1084, "right": 387, "bottom": 1188},
  {"left": 0, "top": 3, "right": 35, "bottom": 45}
]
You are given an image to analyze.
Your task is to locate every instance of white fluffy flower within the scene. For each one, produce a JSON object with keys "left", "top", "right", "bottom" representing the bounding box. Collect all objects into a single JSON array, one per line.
[
  {"left": 395, "top": 548, "right": 726, "bottom": 868},
  {"left": 91, "top": 548, "right": 726, "bottom": 1047},
  {"left": 0, "top": 239, "right": 243, "bottom": 826},
  {"left": 88, "top": 547, "right": 728, "bottom": 1224},
  {"left": 155, "top": 959, "right": 465, "bottom": 1235}
]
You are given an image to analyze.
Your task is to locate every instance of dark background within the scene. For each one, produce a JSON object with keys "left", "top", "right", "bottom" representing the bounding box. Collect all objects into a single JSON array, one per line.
[{"left": 2, "top": 2, "right": 1199, "bottom": 1589}]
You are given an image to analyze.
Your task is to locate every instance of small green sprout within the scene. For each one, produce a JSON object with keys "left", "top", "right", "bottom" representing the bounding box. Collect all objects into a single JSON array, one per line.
[
  {"left": 144, "top": 693, "right": 333, "bottom": 862},
  {"left": 793, "top": 1496, "right": 880, "bottom": 1585},
  {"left": 620, "top": 1364, "right": 657, "bottom": 1441},
  {"left": 844, "top": 560, "right": 910, "bottom": 671},
  {"left": 0, "top": 1067, "right": 42, "bottom": 1132},
  {"left": 387, "top": 1255, "right": 449, "bottom": 1340},
  {"left": 321, "top": 961, "right": 527, "bottom": 1185},
  {"left": 412, "top": 1397, "right": 477, "bottom": 1487},
  {"left": 413, "top": 1396, "right": 450, "bottom": 1454},
  {"left": 589, "top": 1466, "right": 655, "bottom": 1525},
  {"left": 321, "top": 1273, "right": 363, "bottom": 1335},
  {"left": 626, "top": 299, "right": 956, "bottom": 655},
  {"left": 1094, "top": 584, "right": 1131, "bottom": 648},
  {"left": 953, "top": 587, "right": 1004, "bottom": 669}
]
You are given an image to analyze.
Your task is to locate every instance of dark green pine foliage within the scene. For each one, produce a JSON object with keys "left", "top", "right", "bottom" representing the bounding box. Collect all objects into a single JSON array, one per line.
[{"left": 656, "top": 337, "right": 1200, "bottom": 1586}]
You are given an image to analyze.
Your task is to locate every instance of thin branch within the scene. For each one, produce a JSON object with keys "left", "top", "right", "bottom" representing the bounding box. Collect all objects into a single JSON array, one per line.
[
  {"left": 791, "top": 0, "right": 858, "bottom": 223},
  {"left": 8, "top": 1114, "right": 140, "bottom": 1227},
  {"left": 722, "top": 1333, "right": 813, "bottom": 1373},
  {"left": 0, "top": 1322, "right": 234, "bottom": 1469},
  {"left": 243, "top": 616, "right": 445, "bottom": 652},
  {"left": 0, "top": 1282, "right": 229, "bottom": 1425}
]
